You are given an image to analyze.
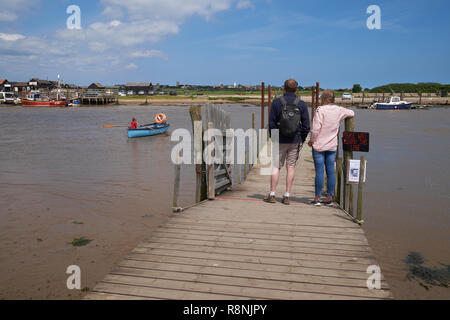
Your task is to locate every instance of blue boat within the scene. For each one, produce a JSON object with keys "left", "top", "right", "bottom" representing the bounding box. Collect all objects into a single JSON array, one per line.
[
  {"left": 127, "top": 122, "right": 170, "bottom": 138},
  {"left": 372, "top": 96, "right": 414, "bottom": 110}
]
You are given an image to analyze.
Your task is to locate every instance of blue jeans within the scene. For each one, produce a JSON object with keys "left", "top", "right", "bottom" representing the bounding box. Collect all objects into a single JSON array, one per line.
[{"left": 312, "top": 149, "right": 337, "bottom": 197}]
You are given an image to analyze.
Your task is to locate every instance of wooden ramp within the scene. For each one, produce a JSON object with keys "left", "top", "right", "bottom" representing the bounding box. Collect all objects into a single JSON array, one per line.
[{"left": 85, "top": 144, "right": 392, "bottom": 300}]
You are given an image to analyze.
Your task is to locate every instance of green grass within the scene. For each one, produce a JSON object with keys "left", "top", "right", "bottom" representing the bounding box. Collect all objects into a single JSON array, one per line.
[
  {"left": 208, "top": 96, "right": 259, "bottom": 102},
  {"left": 71, "top": 237, "right": 93, "bottom": 247}
]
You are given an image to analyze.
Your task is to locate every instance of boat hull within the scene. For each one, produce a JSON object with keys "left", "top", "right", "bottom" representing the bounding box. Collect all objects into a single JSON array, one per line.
[
  {"left": 127, "top": 123, "right": 169, "bottom": 138},
  {"left": 374, "top": 103, "right": 413, "bottom": 110},
  {"left": 22, "top": 99, "right": 68, "bottom": 107}
]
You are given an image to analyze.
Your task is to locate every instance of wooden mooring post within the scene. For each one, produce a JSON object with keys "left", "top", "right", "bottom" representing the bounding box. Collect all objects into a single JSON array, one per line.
[
  {"left": 357, "top": 156, "right": 366, "bottom": 223},
  {"left": 172, "top": 153, "right": 182, "bottom": 212},
  {"left": 336, "top": 157, "right": 343, "bottom": 205},
  {"left": 207, "top": 121, "right": 215, "bottom": 200},
  {"left": 267, "top": 85, "right": 272, "bottom": 126},
  {"left": 311, "top": 87, "right": 316, "bottom": 121},
  {"left": 261, "top": 82, "right": 265, "bottom": 129},
  {"left": 343, "top": 117, "right": 355, "bottom": 216},
  {"left": 189, "top": 106, "right": 207, "bottom": 203}
]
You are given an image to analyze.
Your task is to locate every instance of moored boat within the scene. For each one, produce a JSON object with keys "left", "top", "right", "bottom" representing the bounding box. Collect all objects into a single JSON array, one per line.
[
  {"left": 0, "top": 92, "right": 20, "bottom": 105},
  {"left": 21, "top": 92, "right": 68, "bottom": 107},
  {"left": 372, "top": 96, "right": 414, "bottom": 110},
  {"left": 127, "top": 122, "right": 170, "bottom": 138}
]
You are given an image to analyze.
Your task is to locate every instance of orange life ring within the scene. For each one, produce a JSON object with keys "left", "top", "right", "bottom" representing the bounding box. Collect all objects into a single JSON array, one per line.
[{"left": 155, "top": 113, "right": 167, "bottom": 124}]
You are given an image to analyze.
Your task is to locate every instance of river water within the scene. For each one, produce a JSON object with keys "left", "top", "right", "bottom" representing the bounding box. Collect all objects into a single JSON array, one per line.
[{"left": 0, "top": 105, "right": 448, "bottom": 299}]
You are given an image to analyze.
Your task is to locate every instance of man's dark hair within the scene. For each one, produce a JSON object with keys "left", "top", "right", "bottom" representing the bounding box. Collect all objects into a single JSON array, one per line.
[{"left": 284, "top": 79, "right": 299, "bottom": 93}]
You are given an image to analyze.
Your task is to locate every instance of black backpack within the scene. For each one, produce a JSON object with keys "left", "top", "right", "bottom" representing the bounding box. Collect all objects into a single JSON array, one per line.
[{"left": 277, "top": 96, "right": 302, "bottom": 138}]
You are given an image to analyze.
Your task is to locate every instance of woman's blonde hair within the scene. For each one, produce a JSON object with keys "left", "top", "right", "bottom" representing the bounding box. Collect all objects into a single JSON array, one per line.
[{"left": 320, "top": 89, "right": 335, "bottom": 105}]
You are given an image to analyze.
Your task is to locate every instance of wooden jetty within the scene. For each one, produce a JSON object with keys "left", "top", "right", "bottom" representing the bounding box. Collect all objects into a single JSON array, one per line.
[
  {"left": 85, "top": 142, "right": 392, "bottom": 300},
  {"left": 79, "top": 89, "right": 118, "bottom": 105}
]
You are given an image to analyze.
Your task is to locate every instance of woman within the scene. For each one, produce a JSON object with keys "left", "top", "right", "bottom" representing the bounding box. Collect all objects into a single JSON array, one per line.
[{"left": 308, "top": 89, "right": 354, "bottom": 206}]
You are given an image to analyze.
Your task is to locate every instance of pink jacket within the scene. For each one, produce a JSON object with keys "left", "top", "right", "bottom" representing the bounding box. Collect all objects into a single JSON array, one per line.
[{"left": 310, "top": 105, "right": 355, "bottom": 152}]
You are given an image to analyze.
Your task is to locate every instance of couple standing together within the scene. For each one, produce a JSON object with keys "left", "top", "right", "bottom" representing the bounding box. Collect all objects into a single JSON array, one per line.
[{"left": 264, "top": 79, "right": 354, "bottom": 206}]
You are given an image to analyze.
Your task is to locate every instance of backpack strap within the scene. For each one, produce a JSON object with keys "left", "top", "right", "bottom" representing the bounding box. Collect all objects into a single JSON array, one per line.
[{"left": 279, "top": 96, "right": 287, "bottom": 110}]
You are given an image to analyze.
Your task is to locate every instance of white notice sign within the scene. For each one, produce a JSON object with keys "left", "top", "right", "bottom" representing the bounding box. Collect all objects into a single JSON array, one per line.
[{"left": 348, "top": 159, "right": 367, "bottom": 184}]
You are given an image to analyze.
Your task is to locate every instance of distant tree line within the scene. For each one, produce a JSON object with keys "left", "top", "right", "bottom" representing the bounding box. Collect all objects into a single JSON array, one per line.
[{"left": 365, "top": 83, "right": 450, "bottom": 94}]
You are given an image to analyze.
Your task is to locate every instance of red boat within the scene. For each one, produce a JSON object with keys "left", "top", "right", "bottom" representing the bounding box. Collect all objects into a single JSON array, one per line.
[
  {"left": 22, "top": 99, "right": 68, "bottom": 107},
  {"left": 21, "top": 92, "right": 68, "bottom": 107}
]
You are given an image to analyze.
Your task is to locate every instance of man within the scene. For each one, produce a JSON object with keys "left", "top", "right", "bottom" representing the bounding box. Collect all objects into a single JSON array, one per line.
[{"left": 264, "top": 79, "right": 310, "bottom": 205}]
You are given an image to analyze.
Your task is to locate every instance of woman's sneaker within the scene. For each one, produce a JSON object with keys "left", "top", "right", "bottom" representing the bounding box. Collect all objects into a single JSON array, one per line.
[
  {"left": 323, "top": 198, "right": 335, "bottom": 206},
  {"left": 264, "top": 194, "right": 276, "bottom": 204},
  {"left": 310, "top": 200, "right": 321, "bottom": 206},
  {"left": 282, "top": 196, "right": 290, "bottom": 205}
]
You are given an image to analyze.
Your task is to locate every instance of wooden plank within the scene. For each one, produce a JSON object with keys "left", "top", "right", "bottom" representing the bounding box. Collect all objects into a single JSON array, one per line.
[
  {"left": 136, "top": 242, "right": 376, "bottom": 265},
  {"left": 155, "top": 225, "right": 368, "bottom": 242},
  {"left": 166, "top": 218, "right": 362, "bottom": 232},
  {"left": 132, "top": 247, "right": 375, "bottom": 272},
  {"left": 111, "top": 266, "right": 391, "bottom": 299},
  {"left": 125, "top": 253, "right": 389, "bottom": 284},
  {"left": 92, "top": 282, "right": 254, "bottom": 300},
  {"left": 145, "top": 234, "right": 373, "bottom": 257},
  {"left": 160, "top": 221, "right": 365, "bottom": 236},
  {"left": 121, "top": 256, "right": 389, "bottom": 288},
  {"left": 159, "top": 224, "right": 369, "bottom": 246},
  {"left": 84, "top": 292, "right": 159, "bottom": 300},
  {"left": 101, "top": 274, "right": 382, "bottom": 300}
]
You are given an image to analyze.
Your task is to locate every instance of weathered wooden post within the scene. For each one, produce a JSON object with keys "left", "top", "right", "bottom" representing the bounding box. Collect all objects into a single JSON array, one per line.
[
  {"left": 207, "top": 121, "right": 215, "bottom": 200},
  {"left": 343, "top": 118, "right": 355, "bottom": 215},
  {"left": 261, "top": 82, "right": 265, "bottom": 129},
  {"left": 311, "top": 87, "right": 316, "bottom": 122},
  {"left": 419, "top": 92, "right": 422, "bottom": 105},
  {"left": 189, "top": 106, "right": 207, "bottom": 202},
  {"left": 172, "top": 153, "right": 181, "bottom": 212},
  {"left": 316, "top": 82, "right": 320, "bottom": 110},
  {"left": 336, "top": 157, "right": 343, "bottom": 205},
  {"left": 252, "top": 112, "right": 256, "bottom": 167},
  {"left": 357, "top": 156, "right": 366, "bottom": 223},
  {"left": 244, "top": 151, "right": 248, "bottom": 180},
  {"left": 268, "top": 85, "right": 272, "bottom": 125}
]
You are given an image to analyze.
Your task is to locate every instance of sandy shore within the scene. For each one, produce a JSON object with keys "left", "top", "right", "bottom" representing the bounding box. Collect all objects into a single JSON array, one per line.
[{"left": 117, "top": 95, "right": 450, "bottom": 107}]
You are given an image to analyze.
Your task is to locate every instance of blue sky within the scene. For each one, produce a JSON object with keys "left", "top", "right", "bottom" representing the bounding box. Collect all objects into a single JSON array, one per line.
[{"left": 0, "top": 0, "right": 449, "bottom": 88}]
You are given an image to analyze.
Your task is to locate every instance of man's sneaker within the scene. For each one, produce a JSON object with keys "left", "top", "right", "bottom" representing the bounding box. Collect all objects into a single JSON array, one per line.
[
  {"left": 264, "top": 194, "right": 276, "bottom": 204},
  {"left": 282, "top": 196, "right": 290, "bottom": 205},
  {"left": 310, "top": 200, "right": 322, "bottom": 206}
]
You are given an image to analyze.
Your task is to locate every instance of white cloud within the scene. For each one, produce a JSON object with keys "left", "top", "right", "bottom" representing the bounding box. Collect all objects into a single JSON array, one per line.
[
  {"left": 125, "top": 63, "right": 137, "bottom": 69},
  {"left": 0, "top": 33, "right": 25, "bottom": 41},
  {"left": 131, "top": 50, "right": 168, "bottom": 60},
  {"left": 101, "top": 0, "right": 233, "bottom": 22},
  {"left": 0, "top": 0, "right": 38, "bottom": 22},
  {"left": 236, "top": 0, "right": 254, "bottom": 10}
]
